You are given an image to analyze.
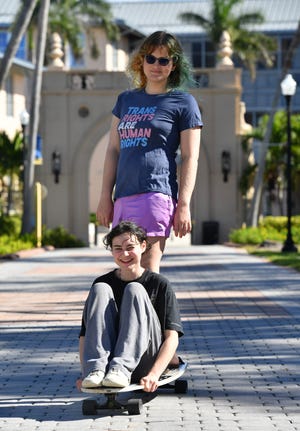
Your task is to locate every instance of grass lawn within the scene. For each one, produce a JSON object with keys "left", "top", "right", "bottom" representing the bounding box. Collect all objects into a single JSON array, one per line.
[{"left": 247, "top": 246, "right": 300, "bottom": 273}]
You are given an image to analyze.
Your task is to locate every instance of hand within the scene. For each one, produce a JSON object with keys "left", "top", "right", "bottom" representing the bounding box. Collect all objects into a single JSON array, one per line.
[
  {"left": 76, "top": 378, "right": 82, "bottom": 391},
  {"left": 96, "top": 197, "right": 114, "bottom": 227},
  {"left": 172, "top": 204, "right": 192, "bottom": 238},
  {"left": 140, "top": 372, "right": 159, "bottom": 393}
]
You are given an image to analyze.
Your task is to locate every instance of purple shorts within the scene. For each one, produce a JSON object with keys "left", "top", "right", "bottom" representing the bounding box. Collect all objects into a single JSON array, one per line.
[{"left": 112, "top": 192, "right": 176, "bottom": 237}]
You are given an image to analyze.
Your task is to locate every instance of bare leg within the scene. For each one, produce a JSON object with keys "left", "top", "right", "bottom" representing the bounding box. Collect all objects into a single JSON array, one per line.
[{"left": 141, "top": 236, "right": 166, "bottom": 273}]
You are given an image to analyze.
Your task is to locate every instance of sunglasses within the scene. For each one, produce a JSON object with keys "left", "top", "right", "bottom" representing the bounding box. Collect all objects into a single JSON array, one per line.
[{"left": 145, "top": 54, "right": 172, "bottom": 66}]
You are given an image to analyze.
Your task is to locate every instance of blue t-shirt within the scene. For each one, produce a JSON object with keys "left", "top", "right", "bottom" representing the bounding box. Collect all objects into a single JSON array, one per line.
[{"left": 112, "top": 89, "right": 203, "bottom": 201}]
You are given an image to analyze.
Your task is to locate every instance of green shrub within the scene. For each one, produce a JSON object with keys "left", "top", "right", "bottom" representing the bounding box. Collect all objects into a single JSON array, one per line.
[
  {"left": 90, "top": 213, "right": 97, "bottom": 223},
  {"left": 0, "top": 215, "right": 21, "bottom": 236},
  {"left": 0, "top": 215, "right": 85, "bottom": 255},
  {"left": 42, "top": 225, "right": 85, "bottom": 248},
  {"left": 230, "top": 216, "right": 300, "bottom": 245},
  {"left": 229, "top": 227, "right": 264, "bottom": 245},
  {"left": 0, "top": 234, "right": 34, "bottom": 255},
  {"left": 261, "top": 215, "right": 300, "bottom": 230}
]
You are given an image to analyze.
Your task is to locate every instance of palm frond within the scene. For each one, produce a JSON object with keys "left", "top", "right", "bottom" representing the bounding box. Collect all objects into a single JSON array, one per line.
[{"left": 179, "top": 0, "right": 276, "bottom": 79}]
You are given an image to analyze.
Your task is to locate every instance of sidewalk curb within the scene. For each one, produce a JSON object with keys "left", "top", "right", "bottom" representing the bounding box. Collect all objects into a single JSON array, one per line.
[{"left": 0, "top": 245, "right": 55, "bottom": 260}]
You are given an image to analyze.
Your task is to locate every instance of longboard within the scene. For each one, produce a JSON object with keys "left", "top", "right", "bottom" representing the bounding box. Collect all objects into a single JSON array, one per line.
[{"left": 81, "top": 360, "right": 188, "bottom": 415}]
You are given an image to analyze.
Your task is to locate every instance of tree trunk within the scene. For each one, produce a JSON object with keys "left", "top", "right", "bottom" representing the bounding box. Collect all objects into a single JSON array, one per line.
[
  {"left": 21, "top": 0, "right": 50, "bottom": 235},
  {"left": 0, "top": 0, "right": 38, "bottom": 89},
  {"left": 249, "top": 20, "right": 300, "bottom": 226},
  {"left": 6, "top": 169, "right": 14, "bottom": 216}
]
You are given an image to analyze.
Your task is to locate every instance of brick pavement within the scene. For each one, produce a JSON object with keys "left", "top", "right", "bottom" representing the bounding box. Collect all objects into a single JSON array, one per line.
[{"left": 0, "top": 243, "right": 300, "bottom": 430}]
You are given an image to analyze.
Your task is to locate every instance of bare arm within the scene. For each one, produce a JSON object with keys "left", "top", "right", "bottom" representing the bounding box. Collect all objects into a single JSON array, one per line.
[
  {"left": 140, "top": 329, "right": 179, "bottom": 392},
  {"left": 96, "top": 115, "right": 120, "bottom": 227},
  {"left": 173, "top": 127, "right": 201, "bottom": 238}
]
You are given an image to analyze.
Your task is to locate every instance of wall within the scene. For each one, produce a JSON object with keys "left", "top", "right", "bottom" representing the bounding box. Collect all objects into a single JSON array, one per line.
[
  {"left": 191, "top": 68, "right": 244, "bottom": 243},
  {"left": 0, "top": 67, "right": 29, "bottom": 138}
]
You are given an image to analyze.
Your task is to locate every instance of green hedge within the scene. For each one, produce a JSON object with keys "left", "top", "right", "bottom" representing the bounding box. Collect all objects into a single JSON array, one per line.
[
  {"left": 229, "top": 216, "right": 300, "bottom": 245},
  {"left": 42, "top": 226, "right": 84, "bottom": 248},
  {"left": 0, "top": 215, "right": 21, "bottom": 236},
  {"left": 0, "top": 216, "right": 84, "bottom": 255},
  {"left": 0, "top": 234, "right": 34, "bottom": 255}
]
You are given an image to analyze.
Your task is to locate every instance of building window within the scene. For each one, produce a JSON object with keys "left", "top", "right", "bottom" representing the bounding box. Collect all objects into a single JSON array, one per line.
[
  {"left": 0, "top": 32, "right": 7, "bottom": 54},
  {"left": 205, "top": 41, "right": 215, "bottom": 67},
  {"left": 292, "top": 47, "right": 300, "bottom": 68},
  {"left": 17, "top": 35, "right": 26, "bottom": 59},
  {"left": 112, "top": 41, "right": 118, "bottom": 70},
  {"left": 191, "top": 40, "right": 215, "bottom": 68},
  {"left": 5, "top": 75, "right": 13, "bottom": 116},
  {"left": 69, "top": 33, "right": 85, "bottom": 68},
  {"left": 281, "top": 37, "right": 294, "bottom": 68},
  {"left": 192, "top": 42, "right": 202, "bottom": 67},
  {"left": 0, "top": 31, "right": 26, "bottom": 60}
]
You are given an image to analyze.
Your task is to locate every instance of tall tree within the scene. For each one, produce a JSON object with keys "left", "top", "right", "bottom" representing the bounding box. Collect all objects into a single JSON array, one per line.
[
  {"left": 179, "top": 0, "right": 275, "bottom": 79},
  {"left": 28, "top": 0, "right": 119, "bottom": 62},
  {"left": 0, "top": 132, "right": 23, "bottom": 215},
  {"left": 0, "top": 0, "right": 38, "bottom": 89},
  {"left": 0, "top": 0, "right": 119, "bottom": 233},
  {"left": 241, "top": 110, "right": 300, "bottom": 218},
  {"left": 0, "top": 0, "right": 118, "bottom": 86},
  {"left": 21, "top": 0, "right": 50, "bottom": 234},
  {"left": 249, "top": 20, "right": 300, "bottom": 226}
]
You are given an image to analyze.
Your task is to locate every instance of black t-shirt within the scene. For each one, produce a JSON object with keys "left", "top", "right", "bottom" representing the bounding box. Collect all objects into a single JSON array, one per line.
[{"left": 79, "top": 269, "right": 183, "bottom": 338}]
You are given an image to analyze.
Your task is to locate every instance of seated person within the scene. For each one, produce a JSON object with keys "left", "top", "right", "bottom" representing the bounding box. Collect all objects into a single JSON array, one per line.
[{"left": 77, "top": 220, "right": 183, "bottom": 393}]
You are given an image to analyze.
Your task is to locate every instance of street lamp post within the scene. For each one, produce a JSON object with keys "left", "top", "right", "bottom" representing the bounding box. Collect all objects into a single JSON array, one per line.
[
  {"left": 281, "top": 74, "right": 297, "bottom": 253},
  {"left": 20, "top": 109, "right": 30, "bottom": 165}
]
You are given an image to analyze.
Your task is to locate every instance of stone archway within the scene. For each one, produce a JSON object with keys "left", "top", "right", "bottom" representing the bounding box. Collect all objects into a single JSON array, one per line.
[
  {"left": 40, "top": 68, "right": 245, "bottom": 245},
  {"left": 89, "top": 132, "right": 110, "bottom": 215},
  {"left": 39, "top": 70, "right": 128, "bottom": 243},
  {"left": 70, "top": 115, "right": 112, "bottom": 242}
]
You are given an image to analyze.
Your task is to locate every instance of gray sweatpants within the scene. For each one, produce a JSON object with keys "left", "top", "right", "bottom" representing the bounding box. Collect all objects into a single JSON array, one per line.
[{"left": 82, "top": 282, "right": 163, "bottom": 382}]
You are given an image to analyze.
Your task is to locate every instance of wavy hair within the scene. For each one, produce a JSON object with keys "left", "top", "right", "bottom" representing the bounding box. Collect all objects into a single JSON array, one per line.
[
  {"left": 126, "top": 31, "right": 193, "bottom": 90},
  {"left": 103, "top": 220, "right": 151, "bottom": 251}
]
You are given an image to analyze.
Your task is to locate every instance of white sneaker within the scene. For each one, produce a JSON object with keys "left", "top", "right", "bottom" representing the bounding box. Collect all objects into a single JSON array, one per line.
[
  {"left": 82, "top": 370, "right": 105, "bottom": 388},
  {"left": 102, "top": 368, "right": 130, "bottom": 388}
]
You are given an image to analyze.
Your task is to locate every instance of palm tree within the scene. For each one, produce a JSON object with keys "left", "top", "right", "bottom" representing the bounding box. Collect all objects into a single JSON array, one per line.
[
  {"left": 179, "top": 0, "right": 275, "bottom": 79},
  {"left": 28, "top": 0, "right": 119, "bottom": 62},
  {"left": 23, "top": 0, "right": 119, "bottom": 235},
  {"left": 0, "top": 0, "right": 119, "bottom": 234},
  {"left": 0, "top": 0, "right": 38, "bottom": 89},
  {"left": 241, "top": 110, "right": 300, "bottom": 218},
  {"left": 0, "top": 131, "right": 23, "bottom": 215},
  {"left": 180, "top": 1, "right": 300, "bottom": 227},
  {"left": 249, "top": 20, "right": 300, "bottom": 226},
  {"left": 21, "top": 0, "right": 50, "bottom": 235}
]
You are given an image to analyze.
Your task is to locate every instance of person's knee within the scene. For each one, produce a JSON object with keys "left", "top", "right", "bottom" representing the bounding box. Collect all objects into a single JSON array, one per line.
[
  {"left": 91, "top": 282, "right": 113, "bottom": 299},
  {"left": 124, "top": 282, "right": 147, "bottom": 300}
]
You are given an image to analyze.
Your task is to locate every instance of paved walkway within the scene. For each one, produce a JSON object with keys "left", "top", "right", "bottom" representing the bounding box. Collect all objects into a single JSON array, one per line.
[{"left": 0, "top": 241, "right": 300, "bottom": 431}]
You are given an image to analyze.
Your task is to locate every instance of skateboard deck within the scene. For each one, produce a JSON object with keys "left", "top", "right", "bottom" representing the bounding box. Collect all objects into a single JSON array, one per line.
[{"left": 81, "top": 360, "right": 188, "bottom": 415}]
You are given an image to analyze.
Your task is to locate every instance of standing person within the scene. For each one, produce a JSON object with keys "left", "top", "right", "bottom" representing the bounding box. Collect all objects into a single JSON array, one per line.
[
  {"left": 77, "top": 221, "right": 183, "bottom": 393},
  {"left": 96, "top": 31, "right": 203, "bottom": 272}
]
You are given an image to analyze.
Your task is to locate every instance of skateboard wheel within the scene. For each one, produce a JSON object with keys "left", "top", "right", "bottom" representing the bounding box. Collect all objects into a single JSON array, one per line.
[
  {"left": 127, "top": 398, "right": 143, "bottom": 415},
  {"left": 82, "top": 399, "right": 98, "bottom": 415},
  {"left": 174, "top": 379, "right": 188, "bottom": 394}
]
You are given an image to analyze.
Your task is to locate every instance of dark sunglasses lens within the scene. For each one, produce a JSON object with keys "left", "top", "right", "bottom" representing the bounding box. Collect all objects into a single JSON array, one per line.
[
  {"left": 145, "top": 55, "right": 170, "bottom": 66},
  {"left": 145, "top": 55, "right": 156, "bottom": 64},
  {"left": 158, "top": 58, "right": 170, "bottom": 66}
]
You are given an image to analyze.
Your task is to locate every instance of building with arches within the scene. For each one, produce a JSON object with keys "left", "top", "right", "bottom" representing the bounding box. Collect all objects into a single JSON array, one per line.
[
  {"left": 0, "top": 0, "right": 299, "bottom": 244},
  {"left": 39, "top": 65, "right": 246, "bottom": 245}
]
